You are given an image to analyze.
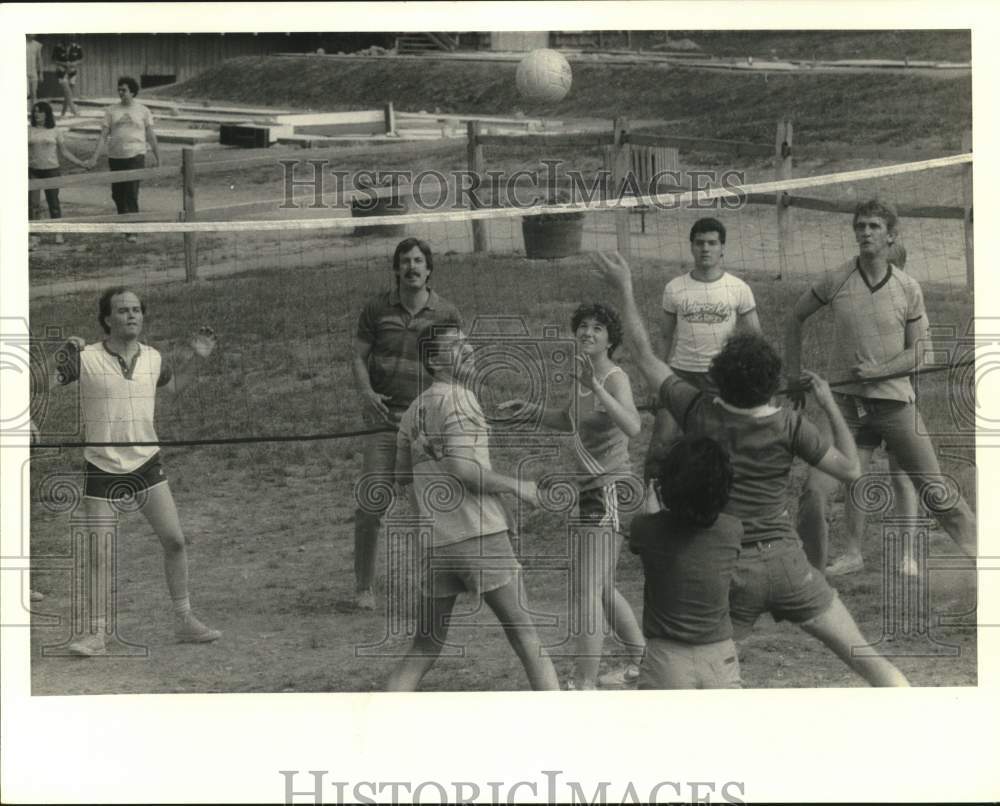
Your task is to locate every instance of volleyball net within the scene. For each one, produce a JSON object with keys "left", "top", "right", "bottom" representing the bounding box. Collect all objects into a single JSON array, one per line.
[{"left": 25, "top": 151, "right": 975, "bottom": 452}]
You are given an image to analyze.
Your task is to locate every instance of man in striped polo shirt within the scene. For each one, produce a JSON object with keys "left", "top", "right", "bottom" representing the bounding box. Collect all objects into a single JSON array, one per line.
[
  {"left": 350, "top": 237, "right": 463, "bottom": 610},
  {"left": 786, "top": 199, "right": 976, "bottom": 576}
]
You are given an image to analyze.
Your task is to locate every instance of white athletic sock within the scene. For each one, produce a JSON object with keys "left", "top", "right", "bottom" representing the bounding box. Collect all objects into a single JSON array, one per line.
[{"left": 172, "top": 596, "right": 192, "bottom": 618}]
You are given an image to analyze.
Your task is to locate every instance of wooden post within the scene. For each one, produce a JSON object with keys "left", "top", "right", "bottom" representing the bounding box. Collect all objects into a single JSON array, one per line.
[
  {"left": 181, "top": 148, "right": 198, "bottom": 282},
  {"left": 612, "top": 117, "right": 631, "bottom": 258},
  {"left": 466, "top": 121, "right": 488, "bottom": 253},
  {"left": 962, "top": 129, "right": 973, "bottom": 291},
  {"left": 775, "top": 119, "right": 794, "bottom": 279},
  {"left": 384, "top": 101, "right": 396, "bottom": 136}
]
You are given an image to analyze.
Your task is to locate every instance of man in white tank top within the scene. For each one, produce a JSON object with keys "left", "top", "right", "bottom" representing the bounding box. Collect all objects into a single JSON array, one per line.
[{"left": 49, "top": 287, "right": 221, "bottom": 655}]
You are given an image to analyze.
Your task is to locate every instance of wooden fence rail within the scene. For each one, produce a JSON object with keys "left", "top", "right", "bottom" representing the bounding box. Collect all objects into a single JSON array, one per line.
[{"left": 28, "top": 117, "right": 974, "bottom": 286}]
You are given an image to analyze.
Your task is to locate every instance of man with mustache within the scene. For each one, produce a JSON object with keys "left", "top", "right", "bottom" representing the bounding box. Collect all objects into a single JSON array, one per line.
[{"left": 350, "top": 237, "right": 463, "bottom": 610}]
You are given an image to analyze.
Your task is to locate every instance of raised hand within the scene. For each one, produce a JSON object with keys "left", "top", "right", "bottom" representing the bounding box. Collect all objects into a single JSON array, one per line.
[
  {"left": 189, "top": 326, "right": 217, "bottom": 359},
  {"left": 784, "top": 378, "right": 807, "bottom": 411},
  {"left": 571, "top": 353, "right": 600, "bottom": 392},
  {"left": 590, "top": 250, "right": 632, "bottom": 286},
  {"left": 800, "top": 369, "right": 835, "bottom": 409}
]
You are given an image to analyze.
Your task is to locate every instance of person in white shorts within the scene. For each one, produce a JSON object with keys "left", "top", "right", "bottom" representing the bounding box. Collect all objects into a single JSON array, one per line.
[{"left": 387, "top": 320, "right": 560, "bottom": 691}]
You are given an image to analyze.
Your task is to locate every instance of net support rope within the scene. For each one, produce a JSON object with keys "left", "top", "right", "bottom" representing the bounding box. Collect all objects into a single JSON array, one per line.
[
  {"left": 24, "top": 151, "right": 974, "bottom": 448},
  {"left": 29, "top": 153, "right": 972, "bottom": 235},
  {"left": 29, "top": 357, "right": 974, "bottom": 449}
]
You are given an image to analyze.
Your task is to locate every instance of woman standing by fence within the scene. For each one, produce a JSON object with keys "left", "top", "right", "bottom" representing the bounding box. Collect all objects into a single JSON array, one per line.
[
  {"left": 29, "top": 101, "right": 88, "bottom": 249},
  {"left": 87, "top": 76, "right": 160, "bottom": 241}
]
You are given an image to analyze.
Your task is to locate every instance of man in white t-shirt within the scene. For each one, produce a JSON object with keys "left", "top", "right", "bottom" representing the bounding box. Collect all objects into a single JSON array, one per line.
[
  {"left": 50, "top": 287, "right": 220, "bottom": 656},
  {"left": 644, "top": 217, "right": 760, "bottom": 480}
]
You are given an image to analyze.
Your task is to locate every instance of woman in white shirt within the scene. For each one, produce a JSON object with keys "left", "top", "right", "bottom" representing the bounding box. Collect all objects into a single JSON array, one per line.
[
  {"left": 28, "top": 101, "right": 87, "bottom": 246},
  {"left": 87, "top": 76, "right": 160, "bottom": 241}
]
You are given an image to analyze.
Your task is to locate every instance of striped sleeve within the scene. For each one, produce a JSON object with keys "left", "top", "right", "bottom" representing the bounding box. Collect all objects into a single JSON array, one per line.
[{"left": 356, "top": 297, "right": 379, "bottom": 343}]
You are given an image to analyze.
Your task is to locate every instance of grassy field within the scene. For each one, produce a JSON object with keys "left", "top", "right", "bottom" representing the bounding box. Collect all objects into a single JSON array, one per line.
[
  {"left": 28, "top": 249, "right": 976, "bottom": 693},
  {"left": 27, "top": 29, "right": 976, "bottom": 693},
  {"left": 152, "top": 48, "right": 970, "bottom": 151}
]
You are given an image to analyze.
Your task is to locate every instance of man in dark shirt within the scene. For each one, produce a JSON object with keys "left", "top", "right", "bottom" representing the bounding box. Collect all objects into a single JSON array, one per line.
[
  {"left": 350, "top": 238, "right": 463, "bottom": 610},
  {"left": 594, "top": 251, "right": 907, "bottom": 687}
]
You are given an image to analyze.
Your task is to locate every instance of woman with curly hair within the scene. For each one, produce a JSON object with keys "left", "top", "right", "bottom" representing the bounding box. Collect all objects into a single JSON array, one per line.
[{"left": 500, "top": 302, "right": 645, "bottom": 690}]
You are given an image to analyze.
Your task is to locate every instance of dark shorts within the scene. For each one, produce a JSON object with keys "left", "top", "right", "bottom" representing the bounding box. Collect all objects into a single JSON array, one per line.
[
  {"left": 729, "top": 536, "right": 836, "bottom": 639},
  {"left": 420, "top": 531, "right": 520, "bottom": 599},
  {"left": 578, "top": 481, "right": 631, "bottom": 534},
  {"left": 671, "top": 367, "right": 717, "bottom": 394},
  {"left": 83, "top": 452, "right": 167, "bottom": 503},
  {"left": 834, "top": 392, "right": 909, "bottom": 450},
  {"left": 56, "top": 67, "right": 78, "bottom": 82}
]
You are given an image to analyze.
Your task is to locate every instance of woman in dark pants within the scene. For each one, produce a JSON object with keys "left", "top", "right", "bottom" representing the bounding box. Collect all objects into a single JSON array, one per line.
[
  {"left": 87, "top": 76, "right": 160, "bottom": 242},
  {"left": 28, "top": 101, "right": 88, "bottom": 248}
]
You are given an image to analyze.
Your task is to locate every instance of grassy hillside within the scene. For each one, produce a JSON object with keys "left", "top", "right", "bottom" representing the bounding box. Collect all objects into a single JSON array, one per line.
[
  {"left": 155, "top": 53, "right": 970, "bottom": 150},
  {"left": 662, "top": 30, "right": 970, "bottom": 61}
]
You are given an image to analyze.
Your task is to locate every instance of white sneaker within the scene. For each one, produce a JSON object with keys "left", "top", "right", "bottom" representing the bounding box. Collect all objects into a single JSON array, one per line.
[
  {"left": 353, "top": 590, "right": 376, "bottom": 611},
  {"left": 176, "top": 613, "right": 222, "bottom": 643},
  {"left": 68, "top": 632, "right": 107, "bottom": 657},
  {"left": 597, "top": 663, "right": 641, "bottom": 688},
  {"left": 30, "top": 589, "right": 44, "bottom": 602},
  {"left": 826, "top": 553, "right": 865, "bottom": 577},
  {"left": 54, "top": 233, "right": 64, "bottom": 245}
]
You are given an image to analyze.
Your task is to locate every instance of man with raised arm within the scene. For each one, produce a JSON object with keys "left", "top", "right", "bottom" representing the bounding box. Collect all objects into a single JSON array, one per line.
[
  {"left": 593, "top": 251, "right": 907, "bottom": 687},
  {"left": 50, "top": 287, "right": 221, "bottom": 655}
]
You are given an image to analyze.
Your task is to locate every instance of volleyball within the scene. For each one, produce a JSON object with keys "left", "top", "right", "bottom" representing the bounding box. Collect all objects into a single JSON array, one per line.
[{"left": 515, "top": 48, "right": 572, "bottom": 104}]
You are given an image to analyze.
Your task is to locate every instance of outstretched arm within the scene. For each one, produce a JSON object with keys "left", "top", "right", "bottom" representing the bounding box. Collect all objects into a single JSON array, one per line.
[
  {"left": 57, "top": 134, "right": 87, "bottom": 169},
  {"left": 853, "top": 315, "right": 930, "bottom": 382},
  {"left": 439, "top": 455, "right": 539, "bottom": 507},
  {"left": 591, "top": 252, "right": 672, "bottom": 393},
  {"left": 574, "top": 354, "right": 641, "bottom": 437},
  {"left": 163, "top": 327, "right": 216, "bottom": 395},
  {"left": 145, "top": 120, "right": 160, "bottom": 167},
  {"left": 802, "top": 370, "right": 861, "bottom": 483}
]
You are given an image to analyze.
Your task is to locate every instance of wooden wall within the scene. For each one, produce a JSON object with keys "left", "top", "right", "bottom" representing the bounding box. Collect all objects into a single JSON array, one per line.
[
  {"left": 489, "top": 32, "right": 550, "bottom": 51},
  {"left": 33, "top": 33, "right": 330, "bottom": 98}
]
